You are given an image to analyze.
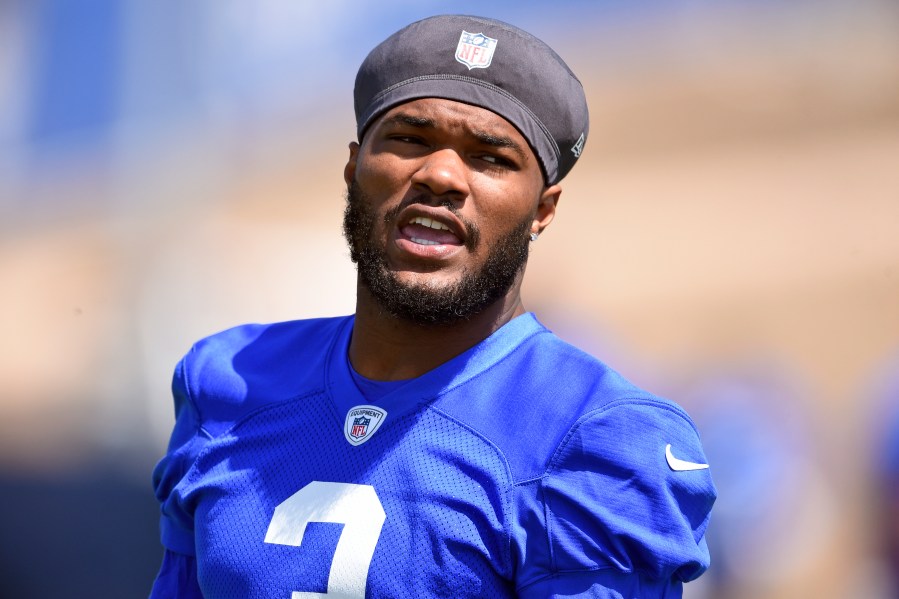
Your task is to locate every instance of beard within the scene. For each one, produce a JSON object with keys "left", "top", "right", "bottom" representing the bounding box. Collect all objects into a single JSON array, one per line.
[{"left": 342, "top": 178, "right": 533, "bottom": 326}]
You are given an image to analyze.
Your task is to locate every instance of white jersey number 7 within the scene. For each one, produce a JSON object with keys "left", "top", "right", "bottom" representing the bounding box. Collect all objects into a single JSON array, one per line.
[{"left": 265, "top": 481, "right": 386, "bottom": 598}]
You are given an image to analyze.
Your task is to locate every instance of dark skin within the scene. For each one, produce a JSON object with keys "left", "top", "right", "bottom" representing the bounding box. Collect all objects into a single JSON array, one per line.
[{"left": 343, "top": 98, "right": 562, "bottom": 381}]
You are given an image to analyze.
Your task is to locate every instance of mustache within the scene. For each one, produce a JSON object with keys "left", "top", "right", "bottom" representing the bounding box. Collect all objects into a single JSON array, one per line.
[{"left": 385, "top": 194, "right": 481, "bottom": 251}]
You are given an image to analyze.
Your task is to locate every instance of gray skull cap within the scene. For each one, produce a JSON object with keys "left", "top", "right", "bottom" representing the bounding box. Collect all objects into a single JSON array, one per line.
[{"left": 354, "top": 14, "right": 589, "bottom": 185}]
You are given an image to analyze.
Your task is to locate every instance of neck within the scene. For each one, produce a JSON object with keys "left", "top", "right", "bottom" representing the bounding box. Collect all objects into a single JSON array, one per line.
[{"left": 348, "top": 282, "right": 526, "bottom": 381}]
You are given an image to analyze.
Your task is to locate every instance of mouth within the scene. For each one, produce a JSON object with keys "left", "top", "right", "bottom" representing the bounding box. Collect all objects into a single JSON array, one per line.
[
  {"left": 387, "top": 205, "right": 472, "bottom": 265},
  {"left": 399, "top": 215, "right": 464, "bottom": 247}
]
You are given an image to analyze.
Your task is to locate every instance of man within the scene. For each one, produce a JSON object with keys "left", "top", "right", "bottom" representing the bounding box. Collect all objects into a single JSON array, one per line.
[{"left": 151, "top": 14, "right": 715, "bottom": 598}]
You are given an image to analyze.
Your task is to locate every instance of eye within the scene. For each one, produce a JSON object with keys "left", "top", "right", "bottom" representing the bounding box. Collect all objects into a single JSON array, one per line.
[
  {"left": 478, "top": 154, "right": 516, "bottom": 170},
  {"left": 389, "top": 135, "right": 425, "bottom": 145}
]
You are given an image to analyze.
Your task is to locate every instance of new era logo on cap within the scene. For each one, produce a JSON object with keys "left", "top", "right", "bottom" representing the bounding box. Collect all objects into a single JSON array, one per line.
[
  {"left": 455, "top": 31, "right": 497, "bottom": 70},
  {"left": 571, "top": 132, "right": 586, "bottom": 158}
]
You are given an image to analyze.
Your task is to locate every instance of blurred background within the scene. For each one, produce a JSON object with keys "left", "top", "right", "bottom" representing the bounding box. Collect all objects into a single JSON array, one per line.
[{"left": 1, "top": 0, "right": 897, "bottom": 597}]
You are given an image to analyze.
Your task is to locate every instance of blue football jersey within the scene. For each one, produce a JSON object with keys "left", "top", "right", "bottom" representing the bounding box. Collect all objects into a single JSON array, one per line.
[{"left": 152, "top": 313, "right": 715, "bottom": 598}]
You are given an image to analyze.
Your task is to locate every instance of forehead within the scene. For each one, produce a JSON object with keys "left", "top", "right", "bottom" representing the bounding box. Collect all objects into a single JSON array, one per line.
[{"left": 369, "top": 98, "right": 535, "bottom": 158}]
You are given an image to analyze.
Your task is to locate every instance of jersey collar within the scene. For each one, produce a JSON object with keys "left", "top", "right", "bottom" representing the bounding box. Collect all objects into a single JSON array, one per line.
[{"left": 325, "top": 312, "right": 547, "bottom": 420}]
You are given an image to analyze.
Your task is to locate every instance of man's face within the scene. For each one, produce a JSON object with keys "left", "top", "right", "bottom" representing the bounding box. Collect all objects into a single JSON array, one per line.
[{"left": 343, "top": 98, "right": 560, "bottom": 325}]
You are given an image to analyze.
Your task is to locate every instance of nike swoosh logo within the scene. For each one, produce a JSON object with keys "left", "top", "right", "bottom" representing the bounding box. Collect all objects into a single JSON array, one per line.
[{"left": 665, "top": 444, "right": 710, "bottom": 472}]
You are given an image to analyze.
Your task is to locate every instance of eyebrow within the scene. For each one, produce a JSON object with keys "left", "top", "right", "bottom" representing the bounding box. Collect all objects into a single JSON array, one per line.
[
  {"left": 381, "top": 111, "right": 529, "bottom": 162},
  {"left": 380, "top": 113, "right": 436, "bottom": 129},
  {"left": 471, "top": 130, "right": 528, "bottom": 162}
]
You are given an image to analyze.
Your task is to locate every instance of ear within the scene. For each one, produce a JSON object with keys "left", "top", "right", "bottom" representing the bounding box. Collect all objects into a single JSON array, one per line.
[
  {"left": 344, "top": 141, "right": 361, "bottom": 187},
  {"left": 531, "top": 184, "right": 562, "bottom": 236}
]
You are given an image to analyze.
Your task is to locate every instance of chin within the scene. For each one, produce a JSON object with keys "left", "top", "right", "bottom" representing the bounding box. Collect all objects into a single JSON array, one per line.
[{"left": 390, "top": 270, "right": 463, "bottom": 292}]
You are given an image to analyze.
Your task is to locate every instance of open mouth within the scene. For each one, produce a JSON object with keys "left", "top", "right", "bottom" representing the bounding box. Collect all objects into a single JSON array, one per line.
[{"left": 399, "top": 215, "right": 464, "bottom": 247}]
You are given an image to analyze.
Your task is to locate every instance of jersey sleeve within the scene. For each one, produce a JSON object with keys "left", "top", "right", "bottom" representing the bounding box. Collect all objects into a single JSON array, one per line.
[
  {"left": 148, "top": 550, "right": 203, "bottom": 599},
  {"left": 151, "top": 351, "right": 212, "bottom": 557},
  {"left": 515, "top": 398, "right": 716, "bottom": 597}
]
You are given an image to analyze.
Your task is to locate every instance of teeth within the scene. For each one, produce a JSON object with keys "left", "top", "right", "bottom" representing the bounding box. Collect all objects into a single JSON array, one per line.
[
  {"left": 410, "top": 216, "right": 450, "bottom": 231},
  {"left": 410, "top": 237, "right": 440, "bottom": 246}
]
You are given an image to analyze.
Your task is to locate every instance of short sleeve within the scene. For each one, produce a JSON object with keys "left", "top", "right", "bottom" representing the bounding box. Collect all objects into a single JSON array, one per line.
[
  {"left": 149, "top": 550, "right": 203, "bottom": 599},
  {"left": 151, "top": 353, "right": 212, "bottom": 556},
  {"left": 515, "top": 398, "right": 716, "bottom": 597}
]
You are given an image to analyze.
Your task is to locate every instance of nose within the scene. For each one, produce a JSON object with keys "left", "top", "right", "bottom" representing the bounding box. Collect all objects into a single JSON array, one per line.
[{"left": 410, "top": 148, "right": 470, "bottom": 200}]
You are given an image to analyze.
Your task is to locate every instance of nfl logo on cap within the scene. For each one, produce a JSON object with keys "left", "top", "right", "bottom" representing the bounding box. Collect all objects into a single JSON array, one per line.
[{"left": 455, "top": 31, "right": 497, "bottom": 70}]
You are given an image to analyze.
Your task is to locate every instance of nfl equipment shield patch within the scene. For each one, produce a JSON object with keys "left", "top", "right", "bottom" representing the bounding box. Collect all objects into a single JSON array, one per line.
[
  {"left": 455, "top": 31, "right": 498, "bottom": 70},
  {"left": 344, "top": 405, "right": 388, "bottom": 446}
]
